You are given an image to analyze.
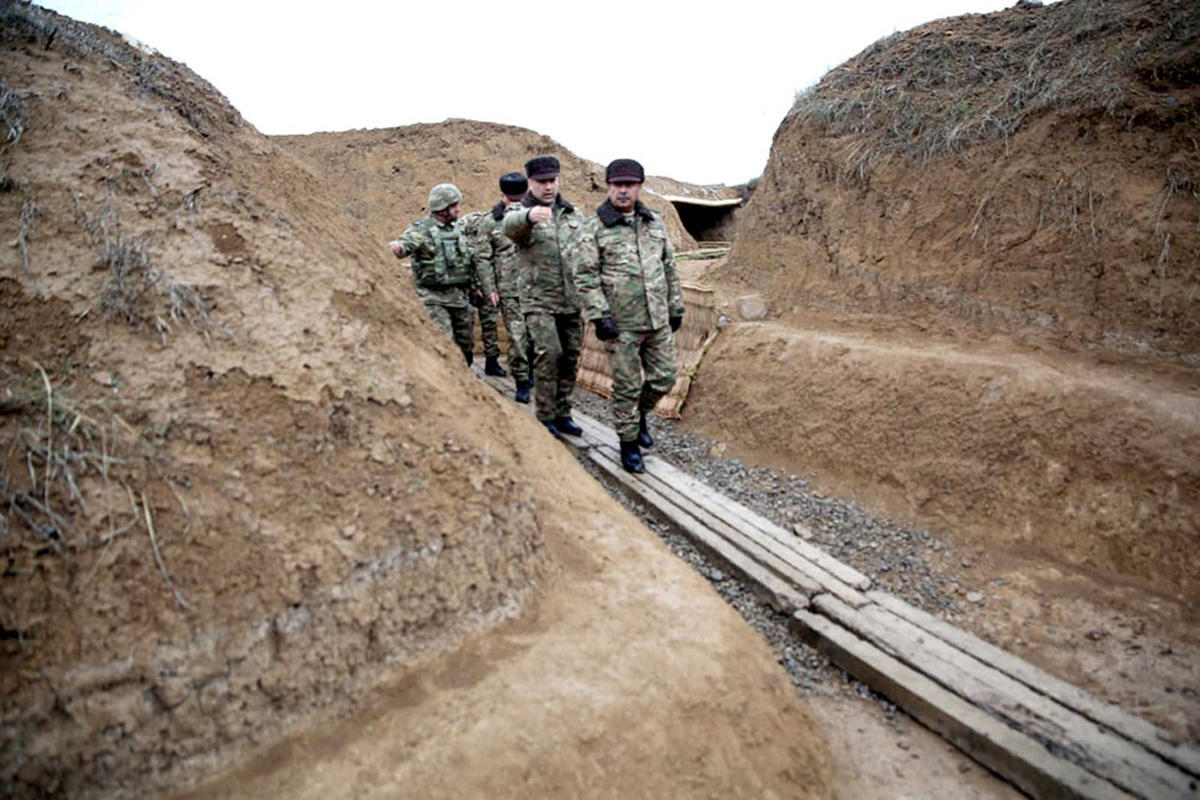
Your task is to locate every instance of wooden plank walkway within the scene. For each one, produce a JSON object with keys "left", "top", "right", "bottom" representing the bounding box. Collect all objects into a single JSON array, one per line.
[{"left": 477, "top": 370, "right": 1200, "bottom": 799}]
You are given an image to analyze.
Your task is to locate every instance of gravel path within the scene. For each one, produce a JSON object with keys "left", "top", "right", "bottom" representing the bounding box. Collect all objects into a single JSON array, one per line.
[{"left": 569, "top": 390, "right": 970, "bottom": 708}]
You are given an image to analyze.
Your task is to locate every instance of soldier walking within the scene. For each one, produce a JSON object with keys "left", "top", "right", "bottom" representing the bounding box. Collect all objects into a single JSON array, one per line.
[
  {"left": 459, "top": 202, "right": 506, "bottom": 379},
  {"left": 462, "top": 172, "right": 535, "bottom": 401},
  {"left": 504, "top": 156, "right": 586, "bottom": 438},
  {"left": 576, "top": 159, "right": 684, "bottom": 472},
  {"left": 387, "top": 183, "right": 480, "bottom": 365}
]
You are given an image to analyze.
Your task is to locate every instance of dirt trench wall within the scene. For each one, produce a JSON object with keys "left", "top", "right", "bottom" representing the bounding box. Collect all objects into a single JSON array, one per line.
[
  {"left": 725, "top": 0, "right": 1200, "bottom": 358},
  {"left": 688, "top": 0, "right": 1200, "bottom": 598},
  {"left": 0, "top": 337, "right": 546, "bottom": 799},
  {"left": 0, "top": 6, "right": 547, "bottom": 796},
  {"left": 685, "top": 323, "right": 1200, "bottom": 600},
  {"left": 276, "top": 121, "right": 701, "bottom": 256},
  {"left": 5, "top": 524, "right": 536, "bottom": 800}
]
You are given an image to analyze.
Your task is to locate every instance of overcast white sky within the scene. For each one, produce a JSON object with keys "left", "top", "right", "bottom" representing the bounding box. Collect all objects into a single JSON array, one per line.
[{"left": 44, "top": 0, "right": 1030, "bottom": 185}]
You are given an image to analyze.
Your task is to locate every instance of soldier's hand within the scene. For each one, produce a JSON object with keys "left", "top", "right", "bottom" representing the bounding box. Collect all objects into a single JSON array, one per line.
[
  {"left": 486, "top": 292, "right": 499, "bottom": 306},
  {"left": 388, "top": 240, "right": 405, "bottom": 259},
  {"left": 594, "top": 316, "right": 619, "bottom": 341},
  {"left": 528, "top": 205, "right": 553, "bottom": 224},
  {"left": 669, "top": 314, "right": 683, "bottom": 332}
]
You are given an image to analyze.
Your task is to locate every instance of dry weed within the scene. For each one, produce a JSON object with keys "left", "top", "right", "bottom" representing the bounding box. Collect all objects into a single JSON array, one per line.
[
  {"left": 70, "top": 190, "right": 225, "bottom": 341},
  {"left": 1, "top": 364, "right": 190, "bottom": 607},
  {"left": 2, "top": 365, "right": 136, "bottom": 564},
  {"left": 1, "top": 3, "right": 240, "bottom": 136},
  {"left": 0, "top": 77, "right": 26, "bottom": 178},
  {"left": 788, "top": 0, "right": 1200, "bottom": 182},
  {"left": 18, "top": 190, "right": 37, "bottom": 279},
  {"left": 71, "top": 189, "right": 162, "bottom": 327},
  {"left": 221, "top": 188, "right": 293, "bottom": 230}
]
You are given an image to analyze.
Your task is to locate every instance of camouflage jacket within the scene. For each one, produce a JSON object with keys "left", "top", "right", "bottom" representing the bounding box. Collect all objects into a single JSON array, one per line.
[
  {"left": 575, "top": 200, "right": 684, "bottom": 331},
  {"left": 391, "top": 215, "right": 477, "bottom": 308},
  {"left": 460, "top": 202, "right": 521, "bottom": 299},
  {"left": 503, "top": 193, "right": 585, "bottom": 315}
]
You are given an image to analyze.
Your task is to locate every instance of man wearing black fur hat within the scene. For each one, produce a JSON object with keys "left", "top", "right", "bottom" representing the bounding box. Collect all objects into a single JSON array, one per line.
[
  {"left": 576, "top": 159, "right": 684, "bottom": 472},
  {"left": 503, "top": 156, "right": 587, "bottom": 438},
  {"left": 461, "top": 172, "right": 533, "bottom": 399}
]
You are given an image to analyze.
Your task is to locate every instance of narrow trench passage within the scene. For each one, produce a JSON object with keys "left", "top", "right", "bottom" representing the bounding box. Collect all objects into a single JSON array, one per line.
[
  {"left": 564, "top": 389, "right": 1029, "bottom": 795},
  {"left": 567, "top": 390, "right": 953, "bottom": 702}
]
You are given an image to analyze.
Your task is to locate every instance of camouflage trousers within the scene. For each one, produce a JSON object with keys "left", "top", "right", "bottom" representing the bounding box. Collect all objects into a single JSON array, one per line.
[
  {"left": 425, "top": 302, "right": 474, "bottom": 365},
  {"left": 500, "top": 296, "right": 531, "bottom": 384},
  {"left": 605, "top": 325, "right": 678, "bottom": 442},
  {"left": 474, "top": 300, "right": 501, "bottom": 359},
  {"left": 525, "top": 311, "right": 582, "bottom": 422}
]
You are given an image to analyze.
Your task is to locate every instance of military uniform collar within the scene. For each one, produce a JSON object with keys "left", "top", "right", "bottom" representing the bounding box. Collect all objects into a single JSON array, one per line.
[
  {"left": 596, "top": 199, "right": 654, "bottom": 228},
  {"left": 520, "top": 192, "right": 575, "bottom": 213}
]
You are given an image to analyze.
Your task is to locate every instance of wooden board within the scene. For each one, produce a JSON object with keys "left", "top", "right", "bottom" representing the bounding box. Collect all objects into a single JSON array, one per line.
[
  {"left": 793, "top": 609, "right": 1133, "bottom": 800},
  {"left": 867, "top": 591, "right": 1200, "bottom": 781},
  {"left": 634, "top": 466, "right": 867, "bottom": 608},
  {"left": 645, "top": 455, "right": 872, "bottom": 591},
  {"left": 587, "top": 444, "right": 807, "bottom": 613},
  {"left": 468, "top": 378, "right": 1195, "bottom": 800},
  {"left": 816, "top": 595, "right": 1196, "bottom": 799}
]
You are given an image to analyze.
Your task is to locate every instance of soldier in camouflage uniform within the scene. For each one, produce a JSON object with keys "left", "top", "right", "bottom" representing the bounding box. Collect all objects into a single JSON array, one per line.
[
  {"left": 458, "top": 205, "right": 506, "bottom": 378},
  {"left": 576, "top": 159, "right": 685, "bottom": 473},
  {"left": 387, "top": 183, "right": 480, "bottom": 365},
  {"left": 462, "top": 172, "right": 534, "bottom": 400},
  {"left": 503, "top": 156, "right": 586, "bottom": 438}
]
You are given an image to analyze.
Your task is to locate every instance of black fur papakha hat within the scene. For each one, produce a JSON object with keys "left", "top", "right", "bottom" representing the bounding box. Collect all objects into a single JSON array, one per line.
[
  {"left": 605, "top": 158, "right": 645, "bottom": 183},
  {"left": 499, "top": 172, "right": 528, "bottom": 195},
  {"left": 525, "top": 156, "right": 560, "bottom": 180}
]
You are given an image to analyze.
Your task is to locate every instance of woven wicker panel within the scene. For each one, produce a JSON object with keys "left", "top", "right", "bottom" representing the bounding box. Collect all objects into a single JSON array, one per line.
[{"left": 576, "top": 282, "right": 718, "bottom": 419}]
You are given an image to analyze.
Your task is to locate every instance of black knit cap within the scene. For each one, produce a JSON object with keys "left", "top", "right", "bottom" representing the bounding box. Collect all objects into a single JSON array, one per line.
[
  {"left": 605, "top": 158, "right": 644, "bottom": 183},
  {"left": 499, "top": 172, "right": 528, "bottom": 196},
  {"left": 525, "top": 155, "right": 560, "bottom": 180}
]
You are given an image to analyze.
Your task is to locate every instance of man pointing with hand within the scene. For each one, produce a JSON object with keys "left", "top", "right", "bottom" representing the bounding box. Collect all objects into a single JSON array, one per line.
[{"left": 503, "top": 155, "right": 587, "bottom": 439}]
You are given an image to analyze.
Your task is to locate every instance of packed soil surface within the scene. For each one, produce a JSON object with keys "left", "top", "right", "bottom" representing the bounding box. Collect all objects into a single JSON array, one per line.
[
  {"left": 3, "top": 0, "right": 1198, "bottom": 798},
  {"left": 678, "top": 0, "right": 1200, "bottom": 756},
  {"left": 274, "top": 119, "right": 707, "bottom": 260},
  {"left": 0, "top": 6, "right": 825, "bottom": 799}
]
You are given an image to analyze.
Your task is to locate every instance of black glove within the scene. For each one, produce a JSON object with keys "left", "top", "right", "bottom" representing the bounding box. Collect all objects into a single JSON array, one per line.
[
  {"left": 594, "top": 316, "right": 619, "bottom": 341},
  {"left": 669, "top": 314, "right": 683, "bottom": 332}
]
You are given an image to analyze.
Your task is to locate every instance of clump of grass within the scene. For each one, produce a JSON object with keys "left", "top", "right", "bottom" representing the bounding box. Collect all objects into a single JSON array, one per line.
[
  {"left": 2, "top": 365, "right": 139, "bottom": 566},
  {"left": 788, "top": 0, "right": 1199, "bottom": 181},
  {"left": 18, "top": 191, "right": 37, "bottom": 279},
  {"left": 221, "top": 188, "right": 292, "bottom": 230},
  {"left": 0, "top": 77, "right": 26, "bottom": 179},
  {"left": 134, "top": 60, "right": 212, "bottom": 137},
  {"left": 72, "top": 190, "right": 162, "bottom": 328},
  {"left": 163, "top": 282, "right": 229, "bottom": 343},
  {"left": 1, "top": 363, "right": 190, "bottom": 608},
  {"left": 72, "top": 186, "right": 228, "bottom": 342},
  {"left": 1, "top": 3, "right": 243, "bottom": 136},
  {"left": 1164, "top": 168, "right": 1198, "bottom": 202}
]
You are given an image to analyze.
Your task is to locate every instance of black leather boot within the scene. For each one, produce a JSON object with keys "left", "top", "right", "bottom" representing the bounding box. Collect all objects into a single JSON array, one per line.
[
  {"left": 542, "top": 419, "right": 562, "bottom": 439},
  {"left": 637, "top": 409, "right": 654, "bottom": 449},
  {"left": 514, "top": 379, "right": 531, "bottom": 404},
  {"left": 484, "top": 355, "right": 507, "bottom": 377},
  {"left": 554, "top": 416, "right": 583, "bottom": 437},
  {"left": 619, "top": 439, "right": 645, "bottom": 473}
]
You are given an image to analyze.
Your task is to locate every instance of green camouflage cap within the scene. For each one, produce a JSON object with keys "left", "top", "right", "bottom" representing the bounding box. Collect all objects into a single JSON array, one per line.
[{"left": 428, "top": 183, "right": 463, "bottom": 212}]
